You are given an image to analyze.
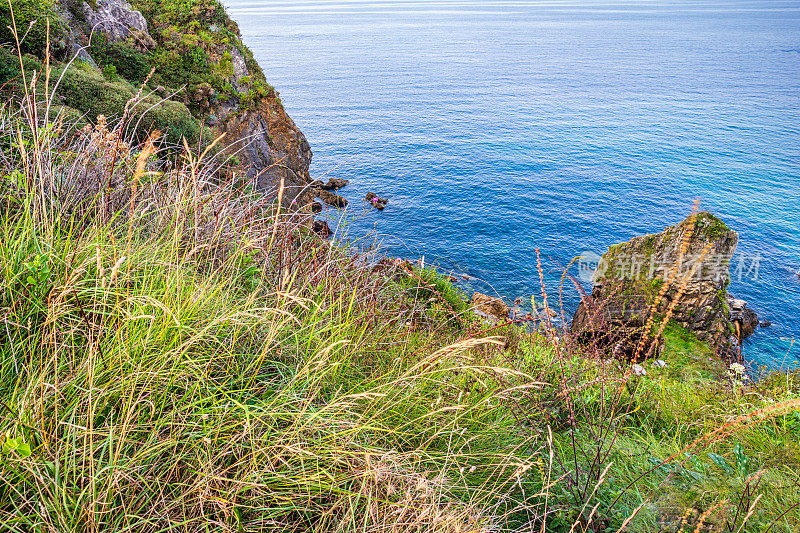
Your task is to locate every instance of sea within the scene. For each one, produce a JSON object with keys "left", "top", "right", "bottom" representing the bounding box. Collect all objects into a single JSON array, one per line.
[{"left": 223, "top": 0, "right": 800, "bottom": 370}]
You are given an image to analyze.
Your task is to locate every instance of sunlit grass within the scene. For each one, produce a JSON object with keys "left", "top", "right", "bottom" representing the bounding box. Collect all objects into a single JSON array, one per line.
[{"left": 1, "top": 25, "right": 799, "bottom": 532}]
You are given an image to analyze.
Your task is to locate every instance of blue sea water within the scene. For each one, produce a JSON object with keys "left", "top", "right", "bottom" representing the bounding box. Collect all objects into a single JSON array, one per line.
[{"left": 223, "top": 0, "right": 800, "bottom": 369}]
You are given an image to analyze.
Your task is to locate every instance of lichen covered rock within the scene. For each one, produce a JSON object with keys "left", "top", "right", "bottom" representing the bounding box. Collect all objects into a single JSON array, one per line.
[
  {"left": 65, "top": 0, "right": 156, "bottom": 50},
  {"left": 572, "top": 212, "right": 743, "bottom": 360}
]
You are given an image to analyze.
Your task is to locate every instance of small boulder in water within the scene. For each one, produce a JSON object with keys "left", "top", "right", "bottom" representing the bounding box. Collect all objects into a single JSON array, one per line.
[
  {"left": 321, "top": 178, "right": 349, "bottom": 190},
  {"left": 365, "top": 192, "right": 388, "bottom": 210}
]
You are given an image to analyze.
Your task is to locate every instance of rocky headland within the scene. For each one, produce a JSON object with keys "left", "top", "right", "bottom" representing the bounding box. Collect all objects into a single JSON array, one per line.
[
  {"left": 2, "top": 0, "right": 315, "bottom": 211},
  {"left": 571, "top": 212, "right": 757, "bottom": 362}
]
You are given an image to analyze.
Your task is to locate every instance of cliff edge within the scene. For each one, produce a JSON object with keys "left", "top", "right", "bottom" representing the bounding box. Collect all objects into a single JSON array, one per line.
[{"left": 1, "top": 0, "right": 314, "bottom": 211}]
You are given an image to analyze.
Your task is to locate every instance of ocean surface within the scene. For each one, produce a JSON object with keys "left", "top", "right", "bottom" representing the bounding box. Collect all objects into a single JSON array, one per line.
[{"left": 223, "top": 0, "right": 800, "bottom": 369}]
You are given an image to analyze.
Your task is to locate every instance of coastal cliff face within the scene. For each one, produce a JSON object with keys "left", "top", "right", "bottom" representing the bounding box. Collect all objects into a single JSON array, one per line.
[
  {"left": 572, "top": 212, "right": 744, "bottom": 359},
  {"left": 213, "top": 95, "right": 313, "bottom": 211},
  {"left": 1, "top": 0, "right": 313, "bottom": 211}
]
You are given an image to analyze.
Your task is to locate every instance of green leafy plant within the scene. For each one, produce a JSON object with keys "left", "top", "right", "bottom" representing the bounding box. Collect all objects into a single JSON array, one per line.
[{"left": 0, "top": 432, "right": 31, "bottom": 458}]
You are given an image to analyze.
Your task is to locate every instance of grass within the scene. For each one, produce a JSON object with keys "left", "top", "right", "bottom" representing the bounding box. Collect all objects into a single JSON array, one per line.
[{"left": 1, "top": 40, "right": 800, "bottom": 532}]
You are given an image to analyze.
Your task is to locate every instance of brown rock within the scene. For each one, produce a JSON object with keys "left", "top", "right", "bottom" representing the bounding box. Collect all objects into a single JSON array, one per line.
[
  {"left": 365, "top": 192, "right": 388, "bottom": 210},
  {"left": 471, "top": 292, "right": 510, "bottom": 320},
  {"left": 320, "top": 178, "right": 349, "bottom": 190},
  {"left": 313, "top": 220, "right": 333, "bottom": 237},
  {"left": 311, "top": 201, "right": 323, "bottom": 213},
  {"left": 316, "top": 189, "right": 348, "bottom": 208},
  {"left": 728, "top": 297, "right": 758, "bottom": 341}
]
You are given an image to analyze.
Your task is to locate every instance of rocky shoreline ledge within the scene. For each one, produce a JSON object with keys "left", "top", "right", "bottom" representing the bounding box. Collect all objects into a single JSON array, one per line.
[{"left": 390, "top": 211, "right": 764, "bottom": 368}]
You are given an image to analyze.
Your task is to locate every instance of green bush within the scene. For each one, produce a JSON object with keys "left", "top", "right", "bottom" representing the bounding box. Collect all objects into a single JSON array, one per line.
[
  {"left": 0, "top": 47, "right": 42, "bottom": 87},
  {"left": 89, "top": 35, "right": 153, "bottom": 83},
  {"left": 56, "top": 64, "right": 203, "bottom": 145},
  {"left": 0, "top": 0, "right": 66, "bottom": 58}
]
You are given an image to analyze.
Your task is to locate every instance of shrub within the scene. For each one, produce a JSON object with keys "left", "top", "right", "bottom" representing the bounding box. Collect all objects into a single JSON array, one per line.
[
  {"left": 55, "top": 63, "right": 203, "bottom": 145},
  {"left": 89, "top": 35, "right": 153, "bottom": 83},
  {"left": 0, "top": 0, "right": 66, "bottom": 59}
]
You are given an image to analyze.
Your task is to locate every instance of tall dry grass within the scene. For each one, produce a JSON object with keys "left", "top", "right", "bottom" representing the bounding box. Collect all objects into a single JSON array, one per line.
[{"left": 1, "top": 23, "right": 799, "bottom": 533}]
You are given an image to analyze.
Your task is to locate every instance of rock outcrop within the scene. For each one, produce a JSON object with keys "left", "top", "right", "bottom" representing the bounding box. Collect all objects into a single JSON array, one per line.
[
  {"left": 313, "top": 220, "right": 333, "bottom": 237},
  {"left": 572, "top": 212, "right": 745, "bottom": 361},
  {"left": 365, "top": 192, "right": 388, "bottom": 210},
  {"left": 728, "top": 297, "right": 758, "bottom": 340},
  {"left": 52, "top": 0, "right": 315, "bottom": 213},
  {"left": 471, "top": 292, "right": 510, "bottom": 320},
  {"left": 316, "top": 189, "right": 348, "bottom": 208},
  {"left": 65, "top": 0, "right": 156, "bottom": 50},
  {"left": 215, "top": 97, "right": 313, "bottom": 211},
  {"left": 320, "top": 178, "right": 348, "bottom": 190}
]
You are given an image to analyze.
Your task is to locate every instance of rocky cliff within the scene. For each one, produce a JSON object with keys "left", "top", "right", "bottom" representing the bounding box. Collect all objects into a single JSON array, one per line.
[
  {"left": 572, "top": 212, "right": 755, "bottom": 361},
  {"left": 1, "top": 0, "right": 314, "bottom": 212}
]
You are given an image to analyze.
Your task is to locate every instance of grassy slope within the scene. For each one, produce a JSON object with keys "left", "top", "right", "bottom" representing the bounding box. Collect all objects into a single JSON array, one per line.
[
  {"left": 0, "top": 8, "right": 799, "bottom": 531},
  {"left": 1, "top": 106, "right": 799, "bottom": 532}
]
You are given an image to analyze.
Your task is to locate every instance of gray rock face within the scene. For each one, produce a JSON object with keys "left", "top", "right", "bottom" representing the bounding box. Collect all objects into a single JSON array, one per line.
[
  {"left": 572, "top": 212, "right": 743, "bottom": 360},
  {"left": 69, "top": 0, "right": 156, "bottom": 49},
  {"left": 230, "top": 47, "right": 249, "bottom": 82}
]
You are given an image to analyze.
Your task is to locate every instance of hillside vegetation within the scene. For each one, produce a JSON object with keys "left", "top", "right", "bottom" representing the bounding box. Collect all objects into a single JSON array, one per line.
[{"left": 1, "top": 10, "right": 800, "bottom": 533}]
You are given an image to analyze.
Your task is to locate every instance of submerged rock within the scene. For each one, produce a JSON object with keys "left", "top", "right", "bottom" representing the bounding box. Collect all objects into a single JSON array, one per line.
[
  {"left": 471, "top": 292, "right": 510, "bottom": 320},
  {"left": 572, "top": 212, "right": 743, "bottom": 361}
]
